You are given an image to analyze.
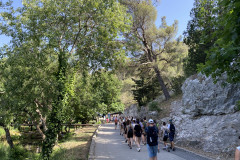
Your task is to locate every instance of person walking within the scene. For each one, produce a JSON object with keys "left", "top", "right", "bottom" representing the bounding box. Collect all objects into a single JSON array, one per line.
[
  {"left": 132, "top": 119, "right": 136, "bottom": 144},
  {"left": 127, "top": 120, "right": 134, "bottom": 149},
  {"left": 168, "top": 119, "right": 176, "bottom": 151},
  {"left": 123, "top": 119, "right": 128, "bottom": 143},
  {"left": 119, "top": 117, "right": 122, "bottom": 135},
  {"left": 114, "top": 116, "right": 118, "bottom": 130},
  {"left": 141, "top": 118, "right": 147, "bottom": 145},
  {"left": 134, "top": 119, "right": 142, "bottom": 152},
  {"left": 160, "top": 122, "right": 170, "bottom": 151},
  {"left": 235, "top": 136, "right": 240, "bottom": 160},
  {"left": 146, "top": 119, "right": 159, "bottom": 160}
]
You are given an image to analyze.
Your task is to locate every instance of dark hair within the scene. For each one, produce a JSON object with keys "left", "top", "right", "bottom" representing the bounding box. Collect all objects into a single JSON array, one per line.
[
  {"left": 136, "top": 119, "right": 140, "bottom": 124},
  {"left": 163, "top": 122, "right": 166, "bottom": 125},
  {"left": 126, "top": 120, "right": 130, "bottom": 125}
]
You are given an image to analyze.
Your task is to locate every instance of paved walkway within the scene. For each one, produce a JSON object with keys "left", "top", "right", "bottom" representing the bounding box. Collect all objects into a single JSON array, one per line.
[{"left": 93, "top": 123, "right": 211, "bottom": 160}]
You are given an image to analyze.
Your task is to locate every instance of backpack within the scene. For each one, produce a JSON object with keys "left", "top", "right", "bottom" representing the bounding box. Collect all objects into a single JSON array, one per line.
[
  {"left": 164, "top": 129, "right": 169, "bottom": 138},
  {"left": 170, "top": 124, "right": 175, "bottom": 134},
  {"left": 143, "top": 121, "right": 146, "bottom": 127},
  {"left": 128, "top": 126, "right": 133, "bottom": 134},
  {"left": 146, "top": 126, "right": 158, "bottom": 146}
]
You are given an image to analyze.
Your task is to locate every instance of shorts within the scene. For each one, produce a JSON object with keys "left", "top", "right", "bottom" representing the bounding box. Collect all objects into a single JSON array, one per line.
[
  {"left": 135, "top": 132, "right": 141, "bottom": 137},
  {"left": 169, "top": 133, "right": 174, "bottom": 142},
  {"left": 163, "top": 136, "right": 168, "bottom": 142},
  {"left": 124, "top": 128, "right": 127, "bottom": 134},
  {"left": 115, "top": 122, "right": 117, "bottom": 125},
  {"left": 127, "top": 132, "right": 133, "bottom": 138},
  {"left": 147, "top": 144, "right": 158, "bottom": 158}
]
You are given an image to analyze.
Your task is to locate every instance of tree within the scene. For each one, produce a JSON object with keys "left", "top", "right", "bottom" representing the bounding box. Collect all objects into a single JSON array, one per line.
[
  {"left": 120, "top": 0, "right": 187, "bottom": 100},
  {"left": 183, "top": 0, "right": 218, "bottom": 77},
  {"left": 132, "top": 75, "right": 162, "bottom": 106},
  {"left": 0, "top": 0, "right": 131, "bottom": 159},
  {"left": 92, "top": 70, "right": 124, "bottom": 113},
  {"left": 200, "top": 0, "right": 240, "bottom": 83},
  {"left": 0, "top": 58, "right": 14, "bottom": 149}
]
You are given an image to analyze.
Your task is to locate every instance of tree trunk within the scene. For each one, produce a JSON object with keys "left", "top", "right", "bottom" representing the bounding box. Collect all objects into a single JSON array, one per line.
[
  {"left": 153, "top": 65, "right": 171, "bottom": 100},
  {"left": 35, "top": 124, "right": 46, "bottom": 140},
  {"left": 42, "top": 117, "right": 47, "bottom": 132},
  {"left": 143, "top": 40, "right": 171, "bottom": 100},
  {"left": 42, "top": 52, "right": 66, "bottom": 160},
  {"left": 3, "top": 126, "right": 14, "bottom": 149}
]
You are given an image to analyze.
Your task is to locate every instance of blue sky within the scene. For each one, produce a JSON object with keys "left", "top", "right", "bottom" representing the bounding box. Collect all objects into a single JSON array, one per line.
[
  {"left": 0, "top": 0, "right": 194, "bottom": 47},
  {"left": 156, "top": 0, "right": 194, "bottom": 38}
]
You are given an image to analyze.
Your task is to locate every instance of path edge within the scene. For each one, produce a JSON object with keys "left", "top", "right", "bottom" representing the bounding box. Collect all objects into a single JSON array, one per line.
[
  {"left": 88, "top": 124, "right": 101, "bottom": 160},
  {"left": 159, "top": 141, "right": 214, "bottom": 160}
]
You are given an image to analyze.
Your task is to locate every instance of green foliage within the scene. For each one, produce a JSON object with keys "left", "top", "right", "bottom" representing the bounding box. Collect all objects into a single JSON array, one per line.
[
  {"left": 0, "top": 144, "right": 7, "bottom": 160},
  {"left": 184, "top": 0, "right": 239, "bottom": 83},
  {"left": 148, "top": 101, "right": 162, "bottom": 113},
  {"left": 8, "top": 145, "right": 29, "bottom": 160},
  {"left": 183, "top": 0, "right": 218, "bottom": 77},
  {"left": 0, "top": 127, "right": 4, "bottom": 138},
  {"left": 50, "top": 148, "right": 74, "bottom": 160},
  {"left": 171, "top": 76, "right": 186, "bottom": 94},
  {"left": 0, "top": 0, "right": 131, "bottom": 159},
  {"left": 200, "top": 0, "right": 240, "bottom": 83},
  {"left": 132, "top": 76, "right": 162, "bottom": 106},
  {"left": 121, "top": 0, "right": 188, "bottom": 100},
  {"left": 0, "top": 144, "right": 39, "bottom": 160},
  {"left": 96, "top": 121, "right": 101, "bottom": 125},
  {"left": 236, "top": 101, "right": 240, "bottom": 111}
]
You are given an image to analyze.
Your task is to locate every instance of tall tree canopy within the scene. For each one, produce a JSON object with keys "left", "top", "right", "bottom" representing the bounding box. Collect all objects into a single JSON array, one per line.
[
  {"left": 183, "top": 0, "right": 218, "bottom": 77},
  {"left": 120, "top": 0, "right": 187, "bottom": 100},
  {"left": 184, "top": 0, "right": 240, "bottom": 83},
  {"left": 200, "top": 0, "right": 240, "bottom": 83},
  {"left": 0, "top": 0, "right": 131, "bottom": 159}
]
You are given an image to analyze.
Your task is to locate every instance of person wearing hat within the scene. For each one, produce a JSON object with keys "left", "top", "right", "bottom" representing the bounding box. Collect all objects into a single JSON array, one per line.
[
  {"left": 168, "top": 119, "right": 176, "bottom": 151},
  {"left": 145, "top": 119, "right": 159, "bottom": 160}
]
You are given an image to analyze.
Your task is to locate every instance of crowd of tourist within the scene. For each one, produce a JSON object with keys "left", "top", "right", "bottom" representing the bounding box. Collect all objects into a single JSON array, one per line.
[
  {"left": 109, "top": 116, "right": 240, "bottom": 160},
  {"left": 112, "top": 116, "right": 176, "bottom": 160}
]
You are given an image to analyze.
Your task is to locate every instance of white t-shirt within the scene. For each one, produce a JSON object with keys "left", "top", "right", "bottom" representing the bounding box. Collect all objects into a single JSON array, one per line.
[
  {"left": 237, "top": 146, "right": 240, "bottom": 151},
  {"left": 161, "top": 125, "right": 169, "bottom": 137}
]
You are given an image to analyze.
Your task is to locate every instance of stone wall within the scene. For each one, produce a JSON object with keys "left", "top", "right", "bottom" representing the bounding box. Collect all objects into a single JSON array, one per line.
[
  {"left": 168, "top": 74, "right": 240, "bottom": 158},
  {"left": 124, "top": 73, "right": 240, "bottom": 158}
]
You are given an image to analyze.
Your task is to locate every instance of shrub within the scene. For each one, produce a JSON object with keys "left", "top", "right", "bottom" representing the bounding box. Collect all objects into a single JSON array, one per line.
[
  {"left": 96, "top": 121, "right": 101, "bottom": 125},
  {"left": 8, "top": 145, "right": 29, "bottom": 160},
  {"left": 148, "top": 101, "right": 162, "bottom": 113},
  {"left": 0, "top": 144, "right": 8, "bottom": 160},
  {"left": 171, "top": 76, "right": 186, "bottom": 94}
]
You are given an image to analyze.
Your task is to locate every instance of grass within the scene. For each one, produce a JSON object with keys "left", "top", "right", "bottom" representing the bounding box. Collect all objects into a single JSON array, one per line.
[
  {"left": 0, "top": 125, "right": 98, "bottom": 160},
  {"left": 0, "top": 143, "right": 39, "bottom": 160},
  {"left": 51, "top": 126, "right": 98, "bottom": 160}
]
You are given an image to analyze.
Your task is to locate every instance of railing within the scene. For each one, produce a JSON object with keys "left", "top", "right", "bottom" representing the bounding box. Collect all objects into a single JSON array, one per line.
[{"left": 18, "top": 123, "right": 100, "bottom": 132}]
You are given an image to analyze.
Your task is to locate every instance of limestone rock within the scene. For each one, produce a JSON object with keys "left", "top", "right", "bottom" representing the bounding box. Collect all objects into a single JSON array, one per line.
[
  {"left": 182, "top": 73, "right": 240, "bottom": 117},
  {"left": 166, "top": 74, "right": 240, "bottom": 157}
]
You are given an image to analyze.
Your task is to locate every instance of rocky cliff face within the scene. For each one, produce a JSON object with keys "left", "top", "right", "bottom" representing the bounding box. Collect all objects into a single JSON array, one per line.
[
  {"left": 124, "top": 73, "right": 240, "bottom": 158},
  {"left": 170, "top": 74, "right": 240, "bottom": 158}
]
